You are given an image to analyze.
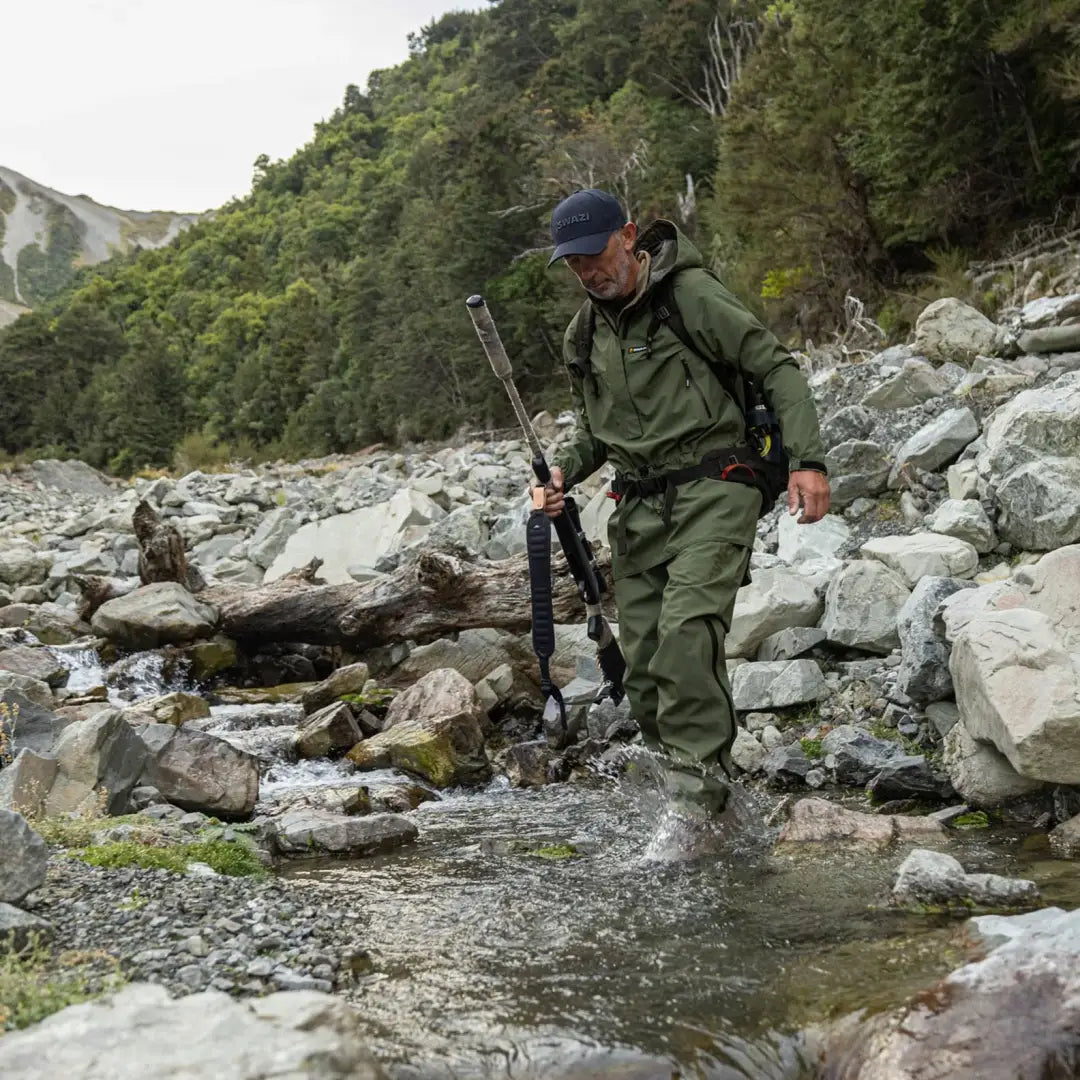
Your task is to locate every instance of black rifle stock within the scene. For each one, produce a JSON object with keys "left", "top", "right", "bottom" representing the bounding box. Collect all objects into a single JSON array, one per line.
[{"left": 465, "top": 294, "right": 625, "bottom": 714}]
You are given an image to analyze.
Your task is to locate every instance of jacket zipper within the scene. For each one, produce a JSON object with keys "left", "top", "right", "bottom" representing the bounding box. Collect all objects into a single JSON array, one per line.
[{"left": 678, "top": 357, "right": 713, "bottom": 418}]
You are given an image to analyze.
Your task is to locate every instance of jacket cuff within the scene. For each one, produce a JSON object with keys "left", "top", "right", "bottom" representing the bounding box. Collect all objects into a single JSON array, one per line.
[{"left": 789, "top": 459, "right": 828, "bottom": 476}]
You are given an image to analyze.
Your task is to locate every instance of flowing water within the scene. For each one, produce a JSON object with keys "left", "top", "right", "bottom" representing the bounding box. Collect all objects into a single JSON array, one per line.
[{"left": 49, "top": 644, "right": 1080, "bottom": 1076}]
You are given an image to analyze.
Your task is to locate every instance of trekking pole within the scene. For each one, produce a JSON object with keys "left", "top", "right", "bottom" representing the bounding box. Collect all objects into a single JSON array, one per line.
[{"left": 465, "top": 295, "right": 625, "bottom": 744}]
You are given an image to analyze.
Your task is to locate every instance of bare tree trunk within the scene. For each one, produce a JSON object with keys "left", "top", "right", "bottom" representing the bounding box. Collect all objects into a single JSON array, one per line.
[
  {"left": 134, "top": 501, "right": 204, "bottom": 591},
  {"left": 199, "top": 551, "right": 598, "bottom": 650}
]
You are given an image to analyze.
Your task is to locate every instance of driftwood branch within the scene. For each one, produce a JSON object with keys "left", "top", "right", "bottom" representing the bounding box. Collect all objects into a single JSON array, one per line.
[{"left": 200, "top": 551, "right": 600, "bottom": 649}]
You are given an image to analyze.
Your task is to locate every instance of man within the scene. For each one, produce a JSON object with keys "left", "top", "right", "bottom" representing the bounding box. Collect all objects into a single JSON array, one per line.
[{"left": 544, "top": 188, "right": 830, "bottom": 826}]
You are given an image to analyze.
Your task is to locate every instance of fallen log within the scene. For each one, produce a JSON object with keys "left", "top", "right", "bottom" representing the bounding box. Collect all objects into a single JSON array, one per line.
[{"left": 199, "top": 551, "right": 599, "bottom": 649}]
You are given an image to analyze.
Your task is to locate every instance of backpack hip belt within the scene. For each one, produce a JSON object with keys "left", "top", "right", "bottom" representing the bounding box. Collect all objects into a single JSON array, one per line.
[{"left": 608, "top": 446, "right": 776, "bottom": 555}]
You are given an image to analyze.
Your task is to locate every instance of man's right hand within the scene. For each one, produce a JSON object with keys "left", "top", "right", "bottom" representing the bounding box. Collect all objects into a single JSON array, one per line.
[{"left": 543, "top": 466, "right": 566, "bottom": 518}]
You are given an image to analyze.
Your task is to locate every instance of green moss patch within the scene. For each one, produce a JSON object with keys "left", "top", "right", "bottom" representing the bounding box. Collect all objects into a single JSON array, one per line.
[{"left": 72, "top": 838, "right": 266, "bottom": 878}]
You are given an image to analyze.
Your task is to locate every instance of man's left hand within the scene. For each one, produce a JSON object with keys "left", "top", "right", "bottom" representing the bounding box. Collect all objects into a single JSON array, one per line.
[{"left": 787, "top": 470, "right": 830, "bottom": 525}]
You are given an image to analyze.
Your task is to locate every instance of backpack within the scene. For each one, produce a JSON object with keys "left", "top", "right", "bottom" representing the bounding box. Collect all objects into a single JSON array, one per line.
[{"left": 571, "top": 270, "right": 790, "bottom": 516}]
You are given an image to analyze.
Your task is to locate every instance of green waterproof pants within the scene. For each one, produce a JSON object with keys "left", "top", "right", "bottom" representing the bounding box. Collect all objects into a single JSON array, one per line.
[{"left": 614, "top": 540, "right": 750, "bottom": 810}]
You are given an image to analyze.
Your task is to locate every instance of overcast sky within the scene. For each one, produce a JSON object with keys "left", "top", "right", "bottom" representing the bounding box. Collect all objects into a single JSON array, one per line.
[{"left": 3, "top": 0, "right": 474, "bottom": 213}]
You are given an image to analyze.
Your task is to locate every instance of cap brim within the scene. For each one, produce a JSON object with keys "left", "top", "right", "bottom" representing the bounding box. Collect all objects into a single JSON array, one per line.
[{"left": 547, "top": 230, "right": 615, "bottom": 267}]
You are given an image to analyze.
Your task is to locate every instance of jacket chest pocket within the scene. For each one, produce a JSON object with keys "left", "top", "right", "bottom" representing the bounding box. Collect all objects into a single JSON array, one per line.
[{"left": 627, "top": 333, "right": 715, "bottom": 426}]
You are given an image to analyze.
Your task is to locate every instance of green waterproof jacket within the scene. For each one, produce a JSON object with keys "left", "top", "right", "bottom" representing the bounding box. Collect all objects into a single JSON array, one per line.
[{"left": 554, "top": 220, "right": 827, "bottom": 580}]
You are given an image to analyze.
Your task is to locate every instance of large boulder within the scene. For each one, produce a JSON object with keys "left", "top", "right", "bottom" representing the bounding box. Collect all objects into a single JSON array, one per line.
[
  {"left": 120, "top": 692, "right": 211, "bottom": 727},
  {"left": 941, "top": 720, "right": 1044, "bottom": 808},
  {"left": 890, "top": 407, "right": 980, "bottom": 478},
  {"left": 0, "top": 547, "right": 52, "bottom": 587},
  {"left": 816, "top": 907, "right": 1080, "bottom": 1079},
  {"left": 0, "top": 983, "right": 385, "bottom": 1079},
  {"left": 891, "top": 848, "right": 1038, "bottom": 908},
  {"left": 301, "top": 663, "right": 370, "bottom": 715},
  {"left": 0, "top": 645, "right": 68, "bottom": 688},
  {"left": 43, "top": 709, "right": 148, "bottom": 817},
  {"left": 347, "top": 668, "right": 489, "bottom": 788},
  {"left": 726, "top": 567, "right": 824, "bottom": 658},
  {"left": 978, "top": 373, "right": 1080, "bottom": 549},
  {"left": 950, "top": 608, "right": 1080, "bottom": 784},
  {"left": 896, "top": 576, "right": 976, "bottom": 704},
  {"left": 825, "top": 441, "right": 891, "bottom": 508},
  {"left": 91, "top": 582, "right": 218, "bottom": 649},
  {"left": 293, "top": 702, "right": 362, "bottom": 759},
  {"left": 0, "top": 810, "right": 47, "bottom": 905},
  {"left": 861, "top": 358, "right": 948, "bottom": 409},
  {"left": 822, "top": 561, "right": 910, "bottom": 654},
  {"left": 861, "top": 532, "right": 978, "bottom": 587},
  {"left": 2, "top": 689, "right": 72, "bottom": 757},
  {"left": 913, "top": 297, "right": 1008, "bottom": 365},
  {"left": 0, "top": 748, "right": 58, "bottom": 818},
  {"left": 138, "top": 724, "right": 259, "bottom": 817},
  {"left": 270, "top": 809, "right": 418, "bottom": 857}
]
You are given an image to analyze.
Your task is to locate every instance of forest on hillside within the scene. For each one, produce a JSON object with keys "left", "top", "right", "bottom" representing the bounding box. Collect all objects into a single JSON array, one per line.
[{"left": 1, "top": 0, "right": 1078, "bottom": 474}]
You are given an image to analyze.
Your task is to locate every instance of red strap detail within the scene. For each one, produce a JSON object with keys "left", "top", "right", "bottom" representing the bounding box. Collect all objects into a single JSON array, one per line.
[
  {"left": 720, "top": 462, "right": 756, "bottom": 482},
  {"left": 606, "top": 491, "right": 622, "bottom": 502}
]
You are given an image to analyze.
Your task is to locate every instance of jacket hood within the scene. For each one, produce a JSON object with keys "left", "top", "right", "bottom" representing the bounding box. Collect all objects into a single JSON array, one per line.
[{"left": 635, "top": 219, "right": 704, "bottom": 286}]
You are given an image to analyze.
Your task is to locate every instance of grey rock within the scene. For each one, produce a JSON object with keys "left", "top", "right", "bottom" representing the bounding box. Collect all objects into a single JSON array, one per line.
[
  {"left": 947, "top": 459, "right": 980, "bottom": 501},
  {"left": 776, "top": 510, "right": 850, "bottom": 564},
  {"left": 861, "top": 358, "right": 948, "bottom": 409},
  {"left": 822, "top": 404, "right": 875, "bottom": 446},
  {"left": 293, "top": 702, "right": 362, "bottom": 759},
  {"left": 731, "top": 728, "right": 766, "bottom": 775},
  {"left": 26, "top": 459, "right": 116, "bottom": 499},
  {"left": 0, "top": 902, "right": 54, "bottom": 950},
  {"left": 756, "top": 626, "right": 828, "bottom": 662},
  {"left": 892, "top": 847, "right": 1038, "bottom": 908},
  {"left": 822, "top": 560, "right": 911, "bottom": 654},
  {"left": 271, "top": 809, "right": 418, "bottom": 857},
  {"left": 139, "top": 724, "right": 259, "bottom": 817},
  {"left": 732, "top": 660, "right": 827, "bottom": 711},
  {"left": 3, "top": 690, "right": 73, "bottom": 757},
  {"left": 727, "top": 566, "right": 824, "bottom": 658},
  {"left": 247, "top": 508, "right": 301, "bottom": 569},
  {"left": 926, "top": 701, "right": 960, "bottom": 738},
  {"left": 300, "top": 663, "right": 370, "bottom": 715},
  {"left": 867, "top": 755, "right": 954, "bottom": 801},
  {"left": 821, "top": 725, "right": 905, "bottom": 786},
  {"left": 896, "top": 576, "right": 976, "bottom": 704},
  {"left": 994, "top": 458, "right": 1080, "bottom": 550},
  {"left": 825, "top": 440, "right": 891, "bottom": 508},
  {"left": 914, "top": 297, "right": 1008, "bottom": 364},
  {"left": 0, "top": 983, "right": 385, "bottom": 1079},
  {"left": 967, "top": 906, "right": 1070, "bottom": 949},
  {"left": 0, "top": 748, "right": 58, "bottom": 818},
  {"left": 762, "top": 743, "right": 812, "bottom": 786},
  {"left": 1017, "top": 323, "right": 1080, "bottom": 354},
  {"left": 0, "top": 547, "right": 53, "bottom": 587},
  {"left": 942, "top": 719, "right": 1044, "bottom": 809},
  {"left": 891, "top": 407, "right": 980, "bottom": 478},
  {"left": 861, "top": 532, "right": 978, "bottom": 587},
  {"left": 0, "top": 645, "right": 68, "bottom": 688},
  {"left": 0, "top": 810, "right": 47, "bottom": 905},
  {"left": 1020, "top": 292, "right": 1080, "bottom": 328},
  {"left": 930, "top": 498, "right": 996, "bottom": 553},
  {"left": 44, "top": 709, "right": 148, "bottom": 817},
  {"left": 505, "top": 740, "right": 556, "bottom": 787},
  {"left": 91, "top": 582, "right": 219, "bottom": 650}
]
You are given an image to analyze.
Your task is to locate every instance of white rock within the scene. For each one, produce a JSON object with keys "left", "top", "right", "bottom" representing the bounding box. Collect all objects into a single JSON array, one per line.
[
  {"left": 731, "top": 659, "right": 828, "bottom": 711},
  {"left": 891, "top": 407, "right": 980, "bottom": 478},
  {"left": 726, "top": 567, "right": 824, "bottom": 658},
  {"left": 777, "top": 511, "right": 850, "bottom": 564},
  {"left": 861, "top": 532, "right": 978, "bottom": 587},
  {"left": 929, "top": 499, "right": 996, "bottom": 553},
  {"left": 822, "top": 560, "right": 911, "bottom": 653},
  {"left": 942, "top": 720, "right": 1044, "bottom": 808},
  {"left": 914, "top": 297, "right": 1008, "bottom": 365},
  {"left": 947, "top": 459, "right": 980, "bottom": 501}
]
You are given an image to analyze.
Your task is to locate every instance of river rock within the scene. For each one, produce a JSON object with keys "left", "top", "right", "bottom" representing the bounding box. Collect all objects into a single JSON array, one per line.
[
  {"left": 0, "top": 809, "right": 47, "bottom": 905},
  {"left": 777, "top": 510, "right": 851, "bottom": 563},
  {"left": 941, "top": 719, "right": 1044, "bottom": 808},
  {"left": 0, "top": 902, "right": 54, "bottom": 951},
  {"left": 0, "top": 546, "right": 53, "bottom": 587},
  {"left": 0, "top": 748, "right": 58, "bottom": 817},
  {"left": 913, "top": 297, "right": 1008, "bottom": 364},
  {"left": 1018, "top": 323, "right": 1080, "bottom": 353},
  {"left": 731, "top": 727, "right": 766, "bottom": 775},
  {"left": 821, "top": 725, "right": 905, "bottom": 786},
  {"left": 822, "top": 404, "right": 875, "bottom": 445},
  {"left": 138, "top": 724, "right": 259, "bottom": 817},
  {"left": 892, "top": 848, "right": 1038, "bottom": 908},
  {"left": 951, "top": 608, "right": 1080, "bottom": 783},
  {"left": 732, "top": 660, "right": 827, "bottom": 711},
  {"left": 861, "top": 532, "right": 978, "bottom": 587},
  {"left": 504, "top": 740, "right": 557, "bottom": 787},
  {"left": 301, "top": 663, "right": 371, "bottom": 715},
  {"left": 0, "top": 983, "right": 385, "bottom": 1079},
  {"left": 246, "top": 508, "right": 301, "bottom": 569},
  {"left": 861, "top": 358, "right": 947, "bottom": 409},
  {"left": 756, "top": 626, "right": 828, "bottom": 662},
  {"left": 121, "top": 692, "right": 211, "bottom": 727},
  {"left": 727, "top": 567, "right": 824, "bottom": 658},
  {"left": 947, "top": 459, "right": 981, "bottom": 501},
  {"left": 0, "top": 672, "right": 54, "bottom": 708},
  {"left": 1020, "top": 292, "right": 1080, "bottom": 328},
  {"left": 293, "top": 702, "right": 362, "bottom": 759},
  {"left": 818, "top": 907, "right": 1080, "bottom": 1079},
  {"left": 929, "top": 499, "right": 996, "bottom": 553},
  {"left": 43, "top": 709, "right": 148, "bottom": 817},
  {"left": 896, "top": 576, "right": 976, "bottom": 704},
  {"left": 347, "top": 667, "right": 489, "bottom": 788},
  {"left": 866, "top": 755, "right": 954, "bottom": 801},
  {"left": 0, "top": 644, "right": 68, "bottom": 688},
  {"left": 762, "top": 743, "right": 812, "bottom": 786},
  {"left": 270, "top": 809, "right": 417, "bottom": 857},
  {"left": 776, "top": 797, "right": 944, "bottom": 849},
  {"left": 91, "top": 582, "right": 219, "bottom": 649},
  {"left": 825, "top": 440, "right": 891, "bottom": 507},
  {"left": 822, "top": 561, "right": 910, "bottom": 653},
  {"left": 1050, "top": 811, "right": 1080, "bottom": 857},
  {"left": 2, "top": 689, "right": 73, "bottom": 757},
  {"left": 891, "top": 407, "right": 980, "bottom": 480},
  {"left": 384, "top": 628, "right": 516, "bottom": 686}
]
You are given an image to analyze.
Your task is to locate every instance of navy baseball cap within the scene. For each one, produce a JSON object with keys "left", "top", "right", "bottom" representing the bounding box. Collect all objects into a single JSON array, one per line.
[{"left": 548, "top": 189, "right": 627, "bottom": 266}]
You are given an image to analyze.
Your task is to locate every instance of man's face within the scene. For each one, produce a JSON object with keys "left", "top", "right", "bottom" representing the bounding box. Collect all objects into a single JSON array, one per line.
[{"left": 564, "top": 223, "right": 638, "bottom": 300}]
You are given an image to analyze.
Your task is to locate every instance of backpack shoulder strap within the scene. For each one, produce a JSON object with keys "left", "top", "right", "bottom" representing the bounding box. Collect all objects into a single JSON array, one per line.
[
  {"left": 569, "top": 300, "right": 596, "bottom": 378},
  {"left": 648, "top": 270, "right": 744, "bottom": 409}
]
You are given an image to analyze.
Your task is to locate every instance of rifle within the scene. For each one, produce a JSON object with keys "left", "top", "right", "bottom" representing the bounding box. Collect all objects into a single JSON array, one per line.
[{"left": 465, "top": 295, "right": 625, "bottom": 746}]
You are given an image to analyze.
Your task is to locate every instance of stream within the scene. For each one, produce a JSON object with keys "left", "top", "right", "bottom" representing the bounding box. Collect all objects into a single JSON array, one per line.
[{"left": 52, "top": 644, "right": 1080, "bottom": 1077}]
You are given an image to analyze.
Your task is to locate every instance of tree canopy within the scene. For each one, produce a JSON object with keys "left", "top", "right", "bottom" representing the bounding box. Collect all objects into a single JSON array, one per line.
[{"left": 2, "top": 0, "right": 1077, "bottom": 472}]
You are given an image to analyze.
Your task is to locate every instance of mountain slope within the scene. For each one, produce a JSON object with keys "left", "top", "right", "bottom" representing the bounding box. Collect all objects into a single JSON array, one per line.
[{"left": 0, "top": 166, "right": 199, "bottom": 314}]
